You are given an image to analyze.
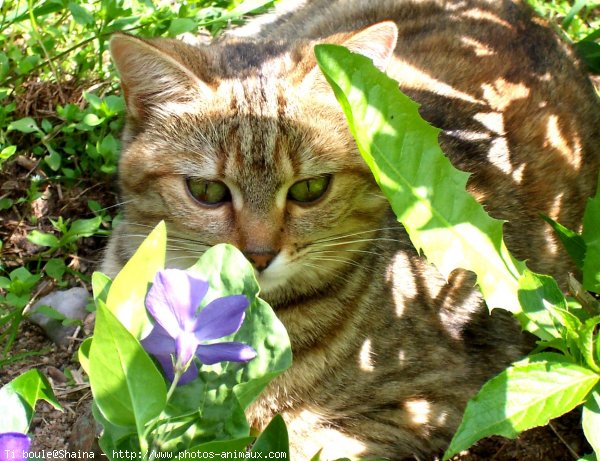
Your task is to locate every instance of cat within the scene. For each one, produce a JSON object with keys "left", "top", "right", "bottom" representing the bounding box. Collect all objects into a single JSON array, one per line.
[{"left": 102, "top": 0, "right": 600, "bottom": 459}]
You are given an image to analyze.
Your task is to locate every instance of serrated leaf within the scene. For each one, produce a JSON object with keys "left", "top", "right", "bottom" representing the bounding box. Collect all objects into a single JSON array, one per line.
[
  {"left": 315, "top": 45, "right": 548, "bottom": 334},
  {"left": 541, "top": 215, "right": 586, "bottom": 269},
  {"left": 582, "top": 389, "right": 600, "bottom": 457},
  {"left": 582, "top": 176, "right": 600, "bottom": 293},
  {"left": 89, "top": 301, "right": 166, "bottom": 432},
  {"left": 444, "top": 353, "right": 600, "bottom": 459},
  {"left": 105, "top": 221, "right": 166, "bottom": 338}
]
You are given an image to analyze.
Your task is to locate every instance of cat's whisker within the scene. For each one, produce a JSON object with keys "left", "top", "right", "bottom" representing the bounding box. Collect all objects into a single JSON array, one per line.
[
  {"left": 308, "top": 248, "right": 384, "bottom": 257},
  {"left": 310, "top": 226, "right": 405, "bottom": 244}
]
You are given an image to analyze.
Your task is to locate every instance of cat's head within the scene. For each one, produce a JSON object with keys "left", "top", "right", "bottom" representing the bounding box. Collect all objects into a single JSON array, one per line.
[{"left": 109, "top": 22, "right": 398, "bottom": 306}]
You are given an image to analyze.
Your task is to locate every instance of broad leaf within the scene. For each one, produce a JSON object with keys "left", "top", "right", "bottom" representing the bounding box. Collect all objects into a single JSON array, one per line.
[
  {"left": 583, "top": 388, "right": 600, "bottom": 457},
  {"left": 189, "top": 244, "right": 292, "bottom": 409},
  {"left": 89, "top": 301, "right": 167, "bottom": 434},
  {"left": 179, "top": 437, "right": 254, "bottom": 455},
  {"left": 582, "top": 176, "right": 600, "bottom": 293},
  {"left": 106, "top": 220, "right": 166, "bottom": 338},
  {"left": 251, "top": 414, "right": 289, "bottom": 456},
  {"left": 444, "top": 353, "right": 600, "bottom": 459},
  {"left": 0, "top": 369, "right": 61, "bottom": 432},
  {"left": 92, "top": 271, "right": 112, "bottom": 306}
]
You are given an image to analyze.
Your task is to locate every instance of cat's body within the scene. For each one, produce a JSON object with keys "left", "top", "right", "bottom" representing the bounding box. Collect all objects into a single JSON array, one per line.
[{"left": 104, "top": 0, "right": 600, "bottom": 459}]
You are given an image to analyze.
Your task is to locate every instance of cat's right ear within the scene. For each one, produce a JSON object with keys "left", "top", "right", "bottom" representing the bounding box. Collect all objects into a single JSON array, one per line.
[{"left": 110, "top": 33, "right": 213, "bottom": 122}]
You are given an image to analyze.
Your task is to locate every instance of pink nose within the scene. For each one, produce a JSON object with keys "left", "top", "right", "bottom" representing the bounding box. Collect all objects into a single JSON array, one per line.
[{"left": 244, "top": 251, "right": 277, "bottom": 271}]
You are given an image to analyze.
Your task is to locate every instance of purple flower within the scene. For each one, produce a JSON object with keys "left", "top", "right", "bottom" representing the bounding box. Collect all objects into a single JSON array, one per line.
[
  {"left": 0, "top": 432, "right": 30, "bottom": 461},
  {"left": 141, "top": 269, "right": 257, "bottom": 385}
]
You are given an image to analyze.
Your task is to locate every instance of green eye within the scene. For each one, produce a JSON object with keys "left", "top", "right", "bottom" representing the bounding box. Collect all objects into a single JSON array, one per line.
[
  {"left": 187, "top": 179, "right": 231, "bottom": 205},
  {"left": 288, "top": 176, "right": 330, "bottom": 203}
]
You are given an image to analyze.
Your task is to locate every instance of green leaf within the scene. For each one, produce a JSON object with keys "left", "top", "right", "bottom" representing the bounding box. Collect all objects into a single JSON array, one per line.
[
  {"left": 541, "top": 215, "right": 586, "bottom": 269},
  {"left": 89, "top": 301, "right": 167, "bottom": 432},
  {"left": 78, "top": 337, "right": 92, "bottom": 376},
  {"left": 315, "top": 45, "right": 533, "bottom": 326},
  {"left": 160, "top": 378, "right": 249, "bottom": 451},
  {"left": 92, "top": 271, "right": 112, "bottom": 306},
  {"left": 27, "top": 230, "right": 59, "bottom": 248},
  {"left": 517, "top": 269, "right": 568, "bottom": 341},
  {"left": 0, "top": 369, "right": 61, "bottom": 432},
  {"left": 8, "top": 117, "right": 41, "bottom": 134},
  {"left": 82, "top": 113, "right": 104, "bottom": 127},
  {"left": 105, "top": 221, "right": 166, "bottom": 338},
  {"left": 0, "top": 145, "right": 17, "bottom": 161},
  {"left": 0, "top": 387, "right": 30, "bottom": 433},
  {"left": 444, "top": 353, "right": 600, "bottom": 459},
  {"left": 251, "top": 414, "right": 289, "bottom": 456},
  {"left": 582, "top": 389, "right": 600, "bottom": 457},
  {"left": 189, "top": 244, "right": 292, "bottom": 409},
  {"left": 68, "top": 2, "right": 94, "bottom": 25},
  {"left": 168, "top": 17, "right": 197, "bottom": 37},
  {"left": 180, "top": 437, "right": 255, "bottom": 456},
  {"left": 582, "top": 176, "right": 600, "bottom": 293},
  {"left": 65, "top": 216, "right": 102, "bottom": 240},
  {"left": 0, "top": 198, "right": 13, "bottom": 210},
  {"left": 580, "top": 317, "right": 600, "bottom": 372},
  {"left": 44, "top": 258, "right": 66, "bottom": 280}
]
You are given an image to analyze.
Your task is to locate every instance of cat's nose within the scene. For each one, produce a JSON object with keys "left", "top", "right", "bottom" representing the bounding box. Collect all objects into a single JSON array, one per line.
[{"left": 244, "top": 251, "right": 277, "bottom": 272}]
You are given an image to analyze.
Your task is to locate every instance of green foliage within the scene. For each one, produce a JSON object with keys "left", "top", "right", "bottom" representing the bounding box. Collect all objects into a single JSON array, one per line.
[
  {"left": 80, "top": 222, "right": 292, "bottom": 459},
  {"left": 315, "top": 44, "right": 600, "bottom": 461},
  {"left": 0, "top": 369, "right": 61, "bottom": 433}
]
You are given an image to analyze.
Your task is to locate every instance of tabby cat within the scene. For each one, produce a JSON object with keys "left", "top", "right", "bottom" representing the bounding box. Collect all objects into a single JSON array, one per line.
[{"left": 103, "top": 0, "right": 600, "bottom": 459}]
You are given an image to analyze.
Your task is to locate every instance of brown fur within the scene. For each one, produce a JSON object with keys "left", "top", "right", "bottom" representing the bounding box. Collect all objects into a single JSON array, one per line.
[{"left": 104, "top": 0, "right": 600, "bottom": 459}]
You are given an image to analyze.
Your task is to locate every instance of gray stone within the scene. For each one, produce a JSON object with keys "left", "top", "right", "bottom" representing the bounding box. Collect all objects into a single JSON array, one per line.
[{"left": 29, "top": 287, "right": 90, "bottom": 346}]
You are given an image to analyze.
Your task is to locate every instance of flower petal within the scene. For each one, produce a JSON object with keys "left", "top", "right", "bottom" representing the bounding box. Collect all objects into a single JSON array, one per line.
[
  {"left": 175, "top": 331, "right": 199, "bottom": 367},
  {"left": 145, "top": 269, "right": 209, "bottom": 336},
  {"left": 0, "top": 432, "right": 31, "bottom": 460},
  {"left": 141, "top": 323, "right": 175, "bottom": 355},
  {"left": 196, "top": 342, "right": 257, "bottom": 365},
  {"left": 194, "top": 295, "right": 249, "bottom": 341}
]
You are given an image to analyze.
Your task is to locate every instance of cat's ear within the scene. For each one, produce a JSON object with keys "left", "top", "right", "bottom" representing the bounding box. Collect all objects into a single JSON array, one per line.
[
  {"left": 110, "top": 33, "right": 213, "bottom": 122},
  {"left": 341, "top": 21, "right": 398, "bottom": 72},
  {"left": 302, "top": 21, "right": 398, "bottom": 93}
]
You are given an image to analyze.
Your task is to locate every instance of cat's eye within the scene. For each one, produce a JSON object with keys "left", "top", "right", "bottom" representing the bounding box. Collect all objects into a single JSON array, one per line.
[
  {"left": 288, "top": 176, "right": 331, "bottom": 203},
  {"left": 187, "top": 178, "right": 231, "bottom": 205}
]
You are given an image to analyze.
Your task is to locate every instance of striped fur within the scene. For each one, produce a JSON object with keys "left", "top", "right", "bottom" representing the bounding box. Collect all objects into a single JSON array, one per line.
[{"left": 104, "top": 0, "right": 600, "bottom": 458}]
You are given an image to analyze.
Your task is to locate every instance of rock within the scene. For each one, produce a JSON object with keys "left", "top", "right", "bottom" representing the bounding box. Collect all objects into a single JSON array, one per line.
[{"left": 29, "top": 287, "right": 90, "bottom": 347}]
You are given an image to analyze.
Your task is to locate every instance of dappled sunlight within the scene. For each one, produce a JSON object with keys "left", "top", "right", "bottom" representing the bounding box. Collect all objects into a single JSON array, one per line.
[
  {"left": 405, "top": 398, "right": 432, "bottom": 426},
  {"left": 545, "top": 114, "right": 583, "bottom": 170},
  {"left": 359, "top": 338, "right": 375, "bottom": 372}
]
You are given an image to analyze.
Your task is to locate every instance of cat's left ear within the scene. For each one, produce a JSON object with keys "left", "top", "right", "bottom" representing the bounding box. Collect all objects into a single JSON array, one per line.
[
  {"left": 303, "top": 21, "right": 398, "bottom": 92},
  {"left": 340, "top": 21, "right": 398, "bottom": 72}
]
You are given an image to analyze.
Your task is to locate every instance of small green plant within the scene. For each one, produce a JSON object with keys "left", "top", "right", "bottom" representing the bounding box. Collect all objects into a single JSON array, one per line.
[{"left": 315, "top": 44, "right": 600, "bottom": 461}]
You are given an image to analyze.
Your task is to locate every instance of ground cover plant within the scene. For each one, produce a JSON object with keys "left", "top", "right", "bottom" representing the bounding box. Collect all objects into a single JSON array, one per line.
[{"left": 0, "top": 0, "right": 599, "bottom": 459}]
